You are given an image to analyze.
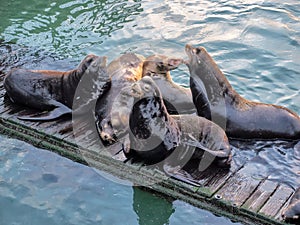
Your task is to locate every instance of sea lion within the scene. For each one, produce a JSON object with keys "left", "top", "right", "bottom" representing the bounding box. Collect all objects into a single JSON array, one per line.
[
  {"left": 185, "top": 44, "right": 300, "bottom": 140},
  {"left": 282, "top": 187, "right": 300, "bottom": 222},
  {"left": 95, "top": 53, "right": 145, "bottom": 144},
  {"left": 111, "top": 76, "right": 231, "bottom": 168},
  {"left": 142, "top": 55, "right": 196, "bottom": 114},
  {"left": 4, "top": 54, "right": 109, "bottom": 121}
]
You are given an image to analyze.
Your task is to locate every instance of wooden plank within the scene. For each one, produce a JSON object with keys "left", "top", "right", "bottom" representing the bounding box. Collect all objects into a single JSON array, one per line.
[
  {"left": 1, "top": 105, "right": 23, "bottom": 118},
  {"left": 9, "top": 115, "right": 39, "bottom": 129},
  {"left": 275, "top": 196, "right": 293, "bottom": 221},
  {"left": 180, "top": 158, "right": 226, "bottom": 186},
  {"left": 62, "top": 132, "right": 75, "bottom": 143},
  {"left": 243, "top": 180, "right": 278, "bottom": 212},
  {"left": 112, "top": 150, "right": 127, "bottom": 162},
  {"left": 214, "top": 159, "right": 265, "bottom": 207},
  {"left": 34, "top": 117, "right": 72, "bottom": 137},
  {"left": 259, "top": 184, "right": 294, "bottom": 218},
  {"left": 204, "top": 158, "right": 245, "bottom": 195}
]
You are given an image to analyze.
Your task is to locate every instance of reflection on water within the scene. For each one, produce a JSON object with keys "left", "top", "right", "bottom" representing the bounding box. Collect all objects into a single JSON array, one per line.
[{"left": 0, "top": 136, "right": 240, "bottom": 225}]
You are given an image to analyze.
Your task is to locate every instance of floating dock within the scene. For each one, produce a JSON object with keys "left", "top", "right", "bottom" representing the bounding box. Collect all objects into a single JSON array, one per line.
[{"left": 0, "top": 73, "right": 295, "bottom": 225}]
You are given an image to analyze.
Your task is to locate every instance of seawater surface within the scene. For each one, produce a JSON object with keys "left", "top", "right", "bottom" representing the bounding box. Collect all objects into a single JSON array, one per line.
[
  {"left": 0, "top": 0, "right": 300, "bottom": 224},
  {"left": 0, "top": 136, "right": 241, "bottom": 225}
]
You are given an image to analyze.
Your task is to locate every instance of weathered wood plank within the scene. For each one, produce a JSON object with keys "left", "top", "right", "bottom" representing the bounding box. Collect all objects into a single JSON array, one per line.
[
  {"left": 242, "top": 180, "right": 278, "bottom": 212},
  {"left": 214, "top": 159, "right": 265, "bottom": 207},
  {"left": 259, "top": 184, "right": 294, "bottom": 218}
]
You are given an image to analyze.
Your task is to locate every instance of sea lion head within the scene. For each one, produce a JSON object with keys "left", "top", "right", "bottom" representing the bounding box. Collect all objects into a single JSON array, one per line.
[
  {"left": 142, "top": 55, "right": 183, "bottom": 80},
  {"left": 108, "top": 53, "right": 145, "bottom": 81},
  {"left": 130, "top": 76, "right": 162, "bottom": 99},
  {"left": 76, "top": 54, "right": 103, "bottom": 75},
  {"left": 184, "top": 44, "right": 212, "bottom": 68}
]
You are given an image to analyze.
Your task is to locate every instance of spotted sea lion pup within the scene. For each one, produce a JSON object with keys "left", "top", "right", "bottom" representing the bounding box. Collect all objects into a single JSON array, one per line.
[
  {"left": 142, "top": 54, "right": 196, "bottom": 114},
  {"left": 112, "top": 76, "right": 231, "bottom": 167},
  {"left": 4, "top": 55, "right": 109, "bottom": 121},
  {"left": 185, "top": 44, "right": 300, "bottom": 140}
]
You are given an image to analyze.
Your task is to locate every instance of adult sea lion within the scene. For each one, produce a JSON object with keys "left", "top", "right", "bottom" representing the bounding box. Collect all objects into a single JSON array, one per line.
[
  {"left": 4, "top": 54, "right": 109, "bottom": 121},
  {"left": 282, "top": 187, "right": 300, "bottom": 222},
  {"left": 142, "top": 55, "right": 196, "bottom": 114},
  {"left": 95, "top": 53, "right": 145, "bottom": 144},
  {"left": 185, "top": 44, "right": 300, "bottom": 140},
  {"left": 111, "top": 76, "right": 231, "bottom": 168}
]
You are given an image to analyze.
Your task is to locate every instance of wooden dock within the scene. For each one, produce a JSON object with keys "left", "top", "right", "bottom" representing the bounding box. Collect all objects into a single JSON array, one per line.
[{"left": 0, "top": 71, "right": 296, "bottom": 225}]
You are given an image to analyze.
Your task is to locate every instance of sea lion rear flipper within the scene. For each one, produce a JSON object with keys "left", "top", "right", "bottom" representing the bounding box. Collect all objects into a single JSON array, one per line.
[
  {"left": 163, "top": 164, "right": 201, "bottom": 187},
  {"left": 18, "top": 100, "right": 71, "bottom": 121}
]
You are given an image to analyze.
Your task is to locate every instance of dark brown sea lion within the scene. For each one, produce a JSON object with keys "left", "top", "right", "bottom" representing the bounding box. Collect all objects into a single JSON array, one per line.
[
  {"left": 95, "top": 53, "right": 145, "bottom": 144},
  {"left": 142, "top": 54, "right": 196, "bottom": 114},
  {"left": 111, "top": 76, "right": 231, "bottom": 167},
  {"left": 4, "top": 54, "right": 108, "bottom": 121},
  {"left": 282, "top": 187, "right": 300, "bottom": 222},
  {"left": 185, "top": 44, "right": 300, "bottom": 140}
]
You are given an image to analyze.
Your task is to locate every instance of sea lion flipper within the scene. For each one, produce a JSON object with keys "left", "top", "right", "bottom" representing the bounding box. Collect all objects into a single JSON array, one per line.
[{"left": 18, "top": 100, "right": 71, "bottom": 121}]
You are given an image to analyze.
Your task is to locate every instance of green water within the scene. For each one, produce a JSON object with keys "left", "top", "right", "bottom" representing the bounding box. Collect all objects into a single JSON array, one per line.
[
  {"left": 0, "top": 136, "right": 240, "bottom": 225},
  {"left": 1, "top": 0, "right": 300, "bottom": 224}
]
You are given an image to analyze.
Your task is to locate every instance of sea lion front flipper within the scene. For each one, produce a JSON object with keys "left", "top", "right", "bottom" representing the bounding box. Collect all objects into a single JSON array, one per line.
[
  {"left": 163, "top": 164, "right": 201, "bottom": 187},
  {"left": 18, "top": 100, "right": 71, "bottom": 121}
]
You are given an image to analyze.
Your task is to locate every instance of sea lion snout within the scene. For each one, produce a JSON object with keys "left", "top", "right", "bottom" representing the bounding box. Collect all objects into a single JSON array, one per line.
[
  {"left": 185, "top": 45, "right": 207, "bottom": 66},
  {"left": 100, "top": 131, "right": 116, "bottom": 144}
]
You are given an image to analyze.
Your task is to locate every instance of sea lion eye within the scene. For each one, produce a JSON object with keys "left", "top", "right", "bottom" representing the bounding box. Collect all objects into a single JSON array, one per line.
[{"left": 192, "top": 48, "right": 202, "bottom": 55}]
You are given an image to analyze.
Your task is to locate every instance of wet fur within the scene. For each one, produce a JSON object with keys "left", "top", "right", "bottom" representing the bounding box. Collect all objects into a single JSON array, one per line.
[
  {"left": 186, "top": 44, "right": 300, "bottom": 140},
  {"left": 126, "top": 76, "right": 231, "bottom": 165},
  {"left": 142, "top": 54, "right": 196, "bottom": 115},
  {"left": 4, "top": 54, "right": 105, "bottom": 120}
]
